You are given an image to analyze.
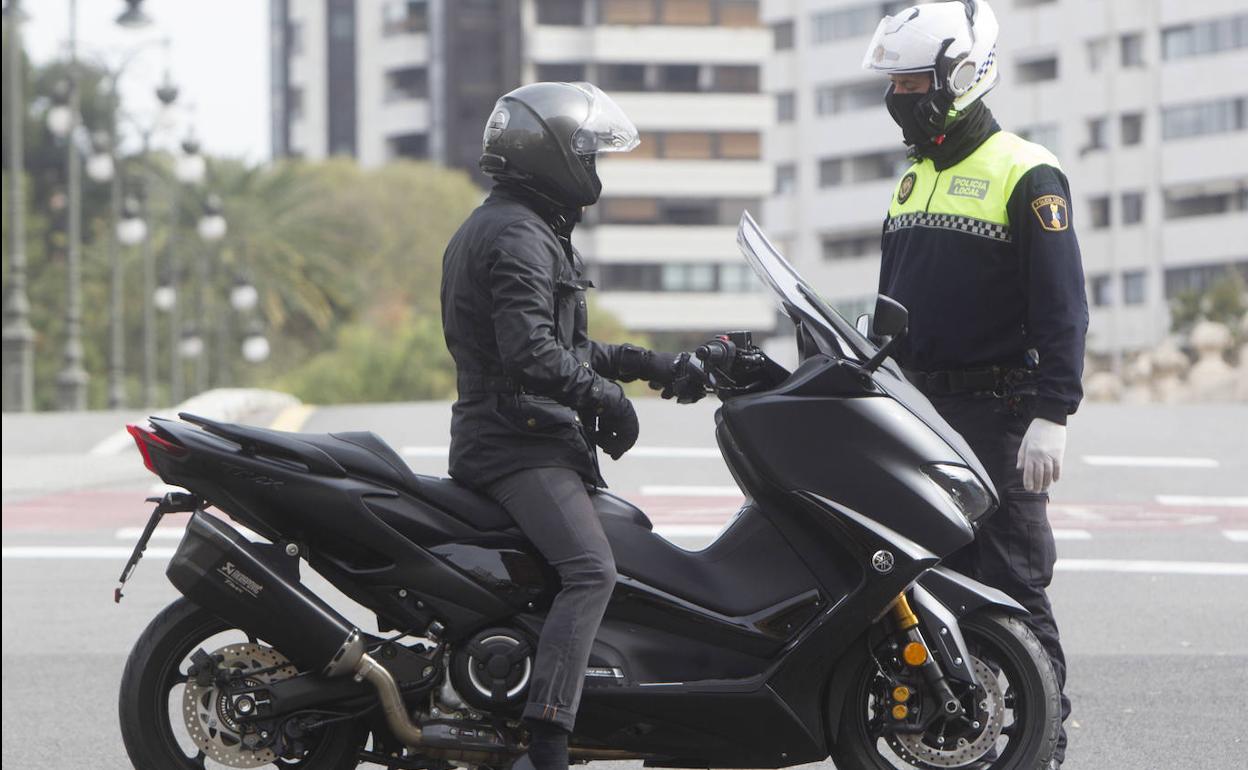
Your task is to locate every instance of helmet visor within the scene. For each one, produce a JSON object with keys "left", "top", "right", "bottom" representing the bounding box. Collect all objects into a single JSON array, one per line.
[
  {"left": 862, "top": 11, "right": 945, "bottom": 74},
  {"left": 569, "top": 83, "right": 640, "bottom": 155}
]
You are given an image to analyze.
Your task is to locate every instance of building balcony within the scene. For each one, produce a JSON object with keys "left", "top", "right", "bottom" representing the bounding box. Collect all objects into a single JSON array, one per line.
[
  {"left": 598, "top": 159, "right": 769, "bottom": 197},
  {"left": 611, "top": 92, "right": 770, "bottom": 131},
  {"left": 596, "top": 291, "right": 776, "bottom": 332},
  {"left": 578, "top": 225, "right": 741, "bottom": 263},
  {"left": 529, "top": 24, "right": 769, "bottom": 65}
]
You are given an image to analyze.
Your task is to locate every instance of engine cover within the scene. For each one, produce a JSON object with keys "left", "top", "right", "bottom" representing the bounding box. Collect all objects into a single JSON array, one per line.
[{"left": 449, "top": 628, "right": 533, "bottom": 710}]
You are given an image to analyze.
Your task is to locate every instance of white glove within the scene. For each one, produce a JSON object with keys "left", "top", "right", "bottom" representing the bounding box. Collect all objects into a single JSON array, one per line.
[{"left": 1016, "top": 418, "right": 1066, "bottom": 492}]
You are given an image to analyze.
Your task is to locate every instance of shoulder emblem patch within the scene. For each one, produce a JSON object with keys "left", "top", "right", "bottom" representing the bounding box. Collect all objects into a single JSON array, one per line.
[
  {"left": 1031, "top": 194, "right": 1069, "bottom": 232},
  {"left": 898, "top": 172, "right": 917, "bottom": 205}
]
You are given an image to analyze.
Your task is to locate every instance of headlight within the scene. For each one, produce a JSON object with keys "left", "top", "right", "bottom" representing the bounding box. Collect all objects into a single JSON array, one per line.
[{"left": 921, "top": 463, "right": 994, "bottom": 523}]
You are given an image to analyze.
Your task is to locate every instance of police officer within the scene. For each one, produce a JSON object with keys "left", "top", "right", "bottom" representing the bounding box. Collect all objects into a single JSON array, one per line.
[
  {"left": 863, "top": 2, "right": 1088, "bottom": 767},
  {"left": 440, "top": 82, "right": 706, "bottom": 770}
]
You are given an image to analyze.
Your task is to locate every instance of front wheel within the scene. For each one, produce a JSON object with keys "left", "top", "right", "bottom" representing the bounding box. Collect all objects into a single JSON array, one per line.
[
  {"left": 830, "top": 610, "right": 1060, "bottom": 769},
  {"left": 118, "top": 597, "right": 368, "bottom": 769}
]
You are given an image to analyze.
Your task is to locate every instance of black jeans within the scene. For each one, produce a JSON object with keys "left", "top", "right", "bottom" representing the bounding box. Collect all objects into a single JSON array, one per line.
[
  {"left": 485, "top": 467, "right": 617, "bottom": 732},
  {"left": 931, "top": 395, "right": 1071, "bottom": 764}
]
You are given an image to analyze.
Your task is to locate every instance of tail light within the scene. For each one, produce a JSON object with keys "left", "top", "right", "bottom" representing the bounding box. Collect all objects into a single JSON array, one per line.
[{"left": 126, "top": 423, "right": 188, "bottom": 476}]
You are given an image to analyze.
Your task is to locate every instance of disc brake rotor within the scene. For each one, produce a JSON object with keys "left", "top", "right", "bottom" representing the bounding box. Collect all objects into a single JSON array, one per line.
[
  {"left": 888, "top": 656, "right": 1006, "bottom": 768},
  {"left": 182, "top": 642, "right": 297, "bottom": 768}
]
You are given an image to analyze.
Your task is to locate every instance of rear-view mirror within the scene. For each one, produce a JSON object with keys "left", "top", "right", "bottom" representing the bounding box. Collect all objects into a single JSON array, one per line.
[{"left": 872, "top": 295, "right": 908, "bottom": 339}]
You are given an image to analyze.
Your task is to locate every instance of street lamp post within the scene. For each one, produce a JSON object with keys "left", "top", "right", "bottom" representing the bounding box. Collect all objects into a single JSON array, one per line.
[
  {"left": 2, "top": 0, "right": 34, "bottom": 412},
  {"left": 195, "top": 193, "right": 226, "bottom": 394},
  {"left": 167, "top": 135, "right": 205, "bottom": 404},
  {"left": 54, "top": 0, "right": 88, "bottom": 411}
]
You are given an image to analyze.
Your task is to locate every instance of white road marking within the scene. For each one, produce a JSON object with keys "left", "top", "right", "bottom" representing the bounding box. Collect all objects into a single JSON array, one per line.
[
  {"left": 1055, "top": 559, "right": 1248, "bottom": 576},
  {"left": 114, "top": 525, "right": 264, "bottom": 542},
  {"left": 640, "top": 485, "right": 742, "bottom": 497},
  {"left": 1224, "top": 530, "right": 1248, "bottom": 543},
  {"left": 1053, "top": 529, "right": 1092, "bottom": 540},
  {"left": 1156, "top": 495, "right": 1248, "bottom": 508},
  {"left": 654, "top": 524, "right": 727, "bottom": 539},
  {"left": 1083, "top": 455, "right": 1220, "bottom": 469},
  {"left": 401, "top": 445, "right": 723, "bottom": 460},
  {"left": 3, "top": 546, "right": 178, "bottom": 560}
]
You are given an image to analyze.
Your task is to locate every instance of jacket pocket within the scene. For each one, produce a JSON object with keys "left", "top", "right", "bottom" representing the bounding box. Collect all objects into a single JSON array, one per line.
[
  {"left": 1005, "top": 491, "right": 1056, "bottom": 587},
  {"left": 498, "top": 394, "right": 578, "bottom": 434}
]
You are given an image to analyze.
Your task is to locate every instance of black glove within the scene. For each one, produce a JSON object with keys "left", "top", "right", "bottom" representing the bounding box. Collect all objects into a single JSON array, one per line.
[
  {"left": 587, "top": 384, "right": 639, "bottom": 460},
  {"left": 647, "top": 352, "right": 708, "bottom": 404}
]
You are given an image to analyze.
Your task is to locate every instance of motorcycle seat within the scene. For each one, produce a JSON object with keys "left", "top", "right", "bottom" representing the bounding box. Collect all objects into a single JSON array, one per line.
[{"left": 187, "top": 417, "right": 653, "bottom": 533}]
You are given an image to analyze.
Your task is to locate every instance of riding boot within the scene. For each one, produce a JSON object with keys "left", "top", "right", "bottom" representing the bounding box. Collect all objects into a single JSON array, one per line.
[{"left": 513, "top": 719, "right": 569, "bottom": 770}]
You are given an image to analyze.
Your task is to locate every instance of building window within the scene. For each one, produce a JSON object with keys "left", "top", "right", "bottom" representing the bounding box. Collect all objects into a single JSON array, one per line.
[
  {"left": 849, "top": 151, "right": 903, "bottom": 182},
  {"left": 773, "top": 19, "right": 795, "bottom": 50},
  {"left": 663, "top": 132, "right": 714, "bottom": 159},
  {"left": 600, "top": 0, "right": 656, "bottom": 24},
  {"left": 382, "top": 0, "right": 428, "bottom": 36},
  {"left": 659, "top": 64, "right": 701, "bottom": 92},
  {"left": 1088, "top": 196, "right": 1111, "bottom": 229},
  {"left": 1120, "top": 32, "right": 1145, "bottom": 67},
  {"left": 1164, "top": 261, "right": 1248, "bottom": 299},
  {"left": 385, "top": 67, "right": 427, "bottom": 102},
  {"left": 776, "top": 91, "right": 796, "bottom": 123},
  {"left": 717, "top": 132, "right": 760, "bottom": 160},
  {"left": 599, "top": 63, "right": 647, "bottom": 91},
  {"left": 1162, "top": 97, "right": 1247, "bottom": 140},
  {"left": 661, "top": 0, "right": 712, "bottom": 25},
  {"left": 1087, "top": 37, "right": 1108, "bottom": 72},
  {"left": 1120, "top": 113, "right": 1144, "bottom": 146},
  {"left": 1162, "top": 14, "right": 1248, "bottom": 60},
  {"left": 775, "top": 163, "right": 797, "bottom": 195},
  {"left": 1017, "top": 55, "right": 1058, "bottom": 83},
  {"left": 717, "top": 0, "right": 759, "bottom": 27},
  {"left": 600, "top": 197, "right": 659, "bottom": 223},
  {"left": 663, "top": 263, "right": 716, "bottom": 291},
  {"left": 388, "top": 132, "right": 428, "bottom": 159},
  {"left": 661, "top": 199, "right": 718, "bottom": 224},
  {"left": 1019, "top": 123, "right": 1059, "bottom": 152},
  {"left": 815, "top": 79, "right": 883, "bottom": 115},
  {"left": 819, "top": 158, "right": 844, "bottom": 188},
  {"left": 1121, "top": 191, "right": 1145, "bottom": 225},
  {"left": 287, "top": 86, "right": 304, "bottom": 121},
  {"left": 1083, "top": 117, "right": 1108, "bottom": 153},
  {"left": 712, "top": 65, "right": 759, "bottom": 93},
  {"left": 288, "top": 21, "right": 304, "bottom": 55},
  {"left": 1122, "top": 270, "right": 1146, "bottom": 305},
  {"left": 1089, "top": 275, "right": 1112, "bottom": 307},
  {"left": 1164, "top": 180, "right": 1248, "bottom": 219},
  {"left": 536, "top": 63, "right": 587, "bottom": 82},
  {"left": 719, "top": 264, "right": 759, "bottom": 292},
  {"left": 811, "top": 3, "right": 900, "bottom": 45},
  {"left": 536, "top": 0, "right": 584, "bottom": 25},
  {"left": 821, "top": 230, "right": 878, "bottom": 260}
]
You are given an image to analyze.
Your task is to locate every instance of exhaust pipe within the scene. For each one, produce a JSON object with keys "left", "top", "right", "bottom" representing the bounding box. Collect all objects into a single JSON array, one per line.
[
  {"left": 167, "top": 513, "right": 365, "bottom": 676},
  {"left": 168, "top": 514, "right": 645, "bottom": 762}
]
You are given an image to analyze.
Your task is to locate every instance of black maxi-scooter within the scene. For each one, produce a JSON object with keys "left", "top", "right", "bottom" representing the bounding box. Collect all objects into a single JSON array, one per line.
[{"left": 116, "top": 212, "right": 1060, "bottom": 770}]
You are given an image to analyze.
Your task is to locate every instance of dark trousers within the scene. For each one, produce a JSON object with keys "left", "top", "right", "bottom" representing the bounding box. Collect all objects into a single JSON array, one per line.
[
  {"left": 485, "top": 467, "right": 617, "bottom": 732},
  {"left": 931, "top": 395, "right": 1071, "bottom": 763}
]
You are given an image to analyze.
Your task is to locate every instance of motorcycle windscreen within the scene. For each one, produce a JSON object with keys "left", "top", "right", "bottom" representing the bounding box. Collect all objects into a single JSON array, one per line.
[{"left": 734, "top": 210, "right": 996, "bottom": 504}]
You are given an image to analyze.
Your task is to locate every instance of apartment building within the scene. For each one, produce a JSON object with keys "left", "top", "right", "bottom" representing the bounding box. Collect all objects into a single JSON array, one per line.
[
  {"left": 762, "top": 0, "right": 1248, "bottom": 360},
  {"left": 270, "top": 0, "right": 774, "bottom": 344}
]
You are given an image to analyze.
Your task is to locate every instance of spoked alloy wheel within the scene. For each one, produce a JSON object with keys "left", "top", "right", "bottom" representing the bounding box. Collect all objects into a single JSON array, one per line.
[
  {"left": 831, "top": 610, "right": 1060, "bottom": 770},
  {"left": 119, "top": 597, "right": 366, "bottom": 769}
]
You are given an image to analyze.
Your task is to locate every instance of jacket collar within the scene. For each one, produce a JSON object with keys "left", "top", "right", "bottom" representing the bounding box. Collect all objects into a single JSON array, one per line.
[{"left": 490, "top": 182, "right": 581, "bottom": 238}]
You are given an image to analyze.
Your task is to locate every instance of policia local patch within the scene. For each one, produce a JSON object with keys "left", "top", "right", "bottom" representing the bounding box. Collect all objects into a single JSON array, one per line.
[{"left": 1032, "top": 194, "right": 1069, "bottom": 232}]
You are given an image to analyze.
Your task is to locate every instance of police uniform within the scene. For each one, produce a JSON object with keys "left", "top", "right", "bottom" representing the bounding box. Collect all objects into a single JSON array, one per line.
[{"left": 879, "top": 125, "right": 1089, "bottom": 761}]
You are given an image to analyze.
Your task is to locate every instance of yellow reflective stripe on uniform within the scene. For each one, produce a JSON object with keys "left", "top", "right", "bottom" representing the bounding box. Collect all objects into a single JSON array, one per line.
[{"left": 887, "top": 132, "right": 1061, "bottom": 229}]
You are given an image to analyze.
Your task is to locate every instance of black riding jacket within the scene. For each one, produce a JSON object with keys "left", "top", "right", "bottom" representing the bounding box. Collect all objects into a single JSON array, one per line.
[{"left": 441, "top": 184, "right": 639, "bottom": 487}]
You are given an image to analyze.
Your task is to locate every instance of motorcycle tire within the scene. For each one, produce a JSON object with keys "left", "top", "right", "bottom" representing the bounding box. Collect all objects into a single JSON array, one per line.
[
  {"left": 830, "top": 609, "right": 1060, "bottom": 770},
  {"left": 118, "top": 596, "right": 366, "bottom": 769}
]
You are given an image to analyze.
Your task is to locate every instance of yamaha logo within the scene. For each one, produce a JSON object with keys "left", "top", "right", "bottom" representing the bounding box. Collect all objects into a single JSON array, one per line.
[{"left": 871, "top": 550, "right": 895, "bottom": 574}]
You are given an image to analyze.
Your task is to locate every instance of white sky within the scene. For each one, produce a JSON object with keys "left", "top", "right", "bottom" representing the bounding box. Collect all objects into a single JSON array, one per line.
[{"left": 21, "top": 0, "right": 270, "bottom": 163}]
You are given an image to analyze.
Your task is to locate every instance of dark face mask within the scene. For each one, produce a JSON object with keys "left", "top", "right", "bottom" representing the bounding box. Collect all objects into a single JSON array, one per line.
[{"left": 885, "top": 86, "right": 954, "bottom": 148}]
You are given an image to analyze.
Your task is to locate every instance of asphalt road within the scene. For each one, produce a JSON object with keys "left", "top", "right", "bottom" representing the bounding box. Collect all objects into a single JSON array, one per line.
[{"left": 3, "top": 400, "right": 1246, "bottom": 770}]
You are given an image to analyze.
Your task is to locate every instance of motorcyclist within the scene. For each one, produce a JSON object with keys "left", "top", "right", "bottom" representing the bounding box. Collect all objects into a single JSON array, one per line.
[
  {"left": 863, "top": 2, "right": 1088, "bottom": 767},
  {"left": 439, "top": 81, "right": 706, "bottom": 770}
]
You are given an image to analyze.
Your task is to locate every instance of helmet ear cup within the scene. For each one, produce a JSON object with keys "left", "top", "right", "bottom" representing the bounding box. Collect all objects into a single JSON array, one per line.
[{"left": 949, "top": 56, "right": 978, "bottom": 96}]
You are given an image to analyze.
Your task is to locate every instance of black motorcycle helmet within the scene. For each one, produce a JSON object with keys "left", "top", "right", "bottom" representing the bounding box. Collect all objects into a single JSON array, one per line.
[{"left": 479, "top": 82, "right": 639, "bottom": 208}]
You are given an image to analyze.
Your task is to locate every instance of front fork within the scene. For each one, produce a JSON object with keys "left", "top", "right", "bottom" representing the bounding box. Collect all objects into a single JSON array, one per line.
[{"left": 889, "top": 592, "right": 965, "bottom": 719}]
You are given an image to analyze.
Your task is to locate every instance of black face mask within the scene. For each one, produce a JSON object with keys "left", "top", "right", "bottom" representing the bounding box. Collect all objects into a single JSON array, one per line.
[{"left": 885, "top": 86, "right": 954, "bottom": 149}]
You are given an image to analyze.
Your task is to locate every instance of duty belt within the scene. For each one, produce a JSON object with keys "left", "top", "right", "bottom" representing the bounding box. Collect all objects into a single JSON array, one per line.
[
  {"left": 456, "top": 373, "right": 522, "bottom": 395},
  {"left": 904, "top": 366, "right": 1033, "bottom": 398}
]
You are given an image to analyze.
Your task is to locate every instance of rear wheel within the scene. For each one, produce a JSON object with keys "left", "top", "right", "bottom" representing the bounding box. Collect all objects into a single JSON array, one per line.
[
  {"left": 830, "top": 610, "right": 1060, "bottom": 769},
  {"left": 119, "top": 597, "right": 367, "bottom": 769}
]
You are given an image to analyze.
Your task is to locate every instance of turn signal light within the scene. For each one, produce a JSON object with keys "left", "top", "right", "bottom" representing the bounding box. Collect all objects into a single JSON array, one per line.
[
  {"left": 893, "top": 686, "right": 911, "bottom": 702},
  {"left": 892, "top": 704, "right": 909, "bottom": 720},
  {"left": 903, "top": 642, "right": 928, "bottom": 667}
]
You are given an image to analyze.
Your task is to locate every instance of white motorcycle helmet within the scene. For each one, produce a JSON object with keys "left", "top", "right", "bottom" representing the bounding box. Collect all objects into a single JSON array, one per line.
[{"left": 863, "top": 0, "right": 999, "bottom": 144}]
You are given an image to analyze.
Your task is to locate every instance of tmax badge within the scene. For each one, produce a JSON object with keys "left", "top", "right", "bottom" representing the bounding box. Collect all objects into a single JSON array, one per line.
[{"left": 871, "top": 550, "right": 895, "bottom": 574}]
